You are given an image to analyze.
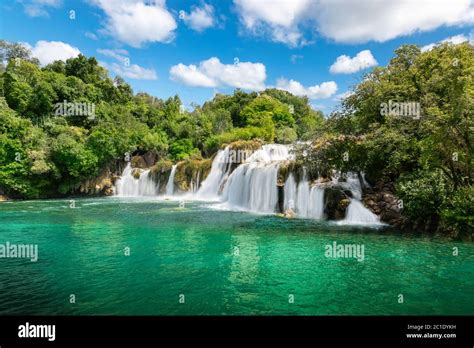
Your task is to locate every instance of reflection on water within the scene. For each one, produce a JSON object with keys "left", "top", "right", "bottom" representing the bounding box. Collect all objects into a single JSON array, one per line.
[{"left": 0, "top": 197, "right": 472, "bottom": 315}]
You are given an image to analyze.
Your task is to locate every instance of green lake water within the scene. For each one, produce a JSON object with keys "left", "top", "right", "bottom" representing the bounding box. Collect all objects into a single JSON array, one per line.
[{"left": 0, "top": 197, "right": 472, "bottom": 315}]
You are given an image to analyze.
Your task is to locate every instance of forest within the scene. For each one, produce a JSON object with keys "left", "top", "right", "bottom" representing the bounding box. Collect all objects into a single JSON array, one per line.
[{"left": 0, "top": 40, "right": 472, "bottom": 237}]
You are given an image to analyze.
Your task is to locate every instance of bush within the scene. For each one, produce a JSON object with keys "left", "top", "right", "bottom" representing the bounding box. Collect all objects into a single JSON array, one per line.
[
  {"left": 396, "top": 169, "right": 448, "bottom": 219},
  {"left": 169, "top": 138, "right": 199, "bottom": 161},
  {"left": 276, "top": 127, "right": 297, "bottom": 144},
  {"left": 440, "top": 186, "right": 474, "bottom": 237}
]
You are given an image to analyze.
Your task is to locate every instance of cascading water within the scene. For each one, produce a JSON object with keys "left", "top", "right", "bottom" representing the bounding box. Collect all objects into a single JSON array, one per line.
[
  {"left": 115, "top": 163, "right": 157, "bottom": 196},
  {"left": 343, "top": 200, "right": 380, "bottom": 224},
  {"left": 166, "top": 165, "right": 177, "bottom": 196},
  {"left": 196, "top": 146, "right": 232, "bottom": 199},
  {"left": 221, "top": 160, "right": 280, "bottom": 213},
  {"left": 113, "top": 144, "right": 380, "bottom": 225},
  {"left": 219, "top": 144, "right": 291, "bottom": 213},
  {"left": 283, "top": 173, "right": 325, "bottom": 219},
  {"left": 337, "top": 172, "right": 380, "bottom": 224}
]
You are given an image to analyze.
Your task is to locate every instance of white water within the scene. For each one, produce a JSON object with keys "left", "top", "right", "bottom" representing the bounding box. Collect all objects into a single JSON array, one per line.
[
  {"left": 219, "top": 144, "right": 291, "bottom": 213},
  {"left": 342, "top": 199, "right": 380, "bottom": 225},
  {"left": 166, "top": 165, "right": 177, "bottom": 196},
  {"left": 283, "top": 173, "right": 324, "bottom": 219},
  {"left": 221, "top": 160, "right": 280, "bottom": 213},
  {"left": 115, "top": 163, "right": 157, "bottom": 196},
  {"left": 196, "top": 147, "right": 232, "bottom": 199},
  {"left": 114, "top": 144, "right": 380, "bottom": 225},
  {"left": 337, "top": 172, "right": 380, "bottom": 224}
]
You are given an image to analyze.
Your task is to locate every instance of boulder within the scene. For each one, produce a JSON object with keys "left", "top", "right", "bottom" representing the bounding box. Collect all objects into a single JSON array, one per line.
[
  {"left": 131, "top": 156, "right": 147, "bottom": 169},
  {"left": 131, "top": 168, "right": 142, "bottom": 179},
  {"left": 324, "top": 187, "right": 350, "bottom": 220}
]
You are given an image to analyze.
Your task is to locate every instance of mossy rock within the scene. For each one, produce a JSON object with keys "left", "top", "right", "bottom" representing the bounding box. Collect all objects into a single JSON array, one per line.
[
  {"left": 131, "top": 168, "right": 142, "bottom": 179},
  {"left": 174, "top": 158, "right": 213, "bottom": 192},
  {"left": 278, "top": 160, "right": 304, "bottom": 184},
  {"left": 131, "top": 156, "right": 147, "bottom": 169},
  {"left": 150, "top": 159, "right": 173, "bottom": 174},
  {"left": 174, "top": 161, "right": 188, "bottom": 191},
  {"left": 227, "top": 139, "right": 264, "bottom": 152},
  {"left": 324, "top": 187, "right": 350, "bottom": 220},
  {"left": 149, "top": 159, "right": 174, "bottom": 193}
]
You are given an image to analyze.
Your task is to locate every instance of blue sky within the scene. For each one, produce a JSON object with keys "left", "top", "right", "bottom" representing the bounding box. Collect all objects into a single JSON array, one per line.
[{"left": 1, "top": 0, "right": 474, "bottom": 114}]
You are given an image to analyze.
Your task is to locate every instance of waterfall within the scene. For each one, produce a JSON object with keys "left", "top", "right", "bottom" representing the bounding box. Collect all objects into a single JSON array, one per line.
[
  {"left": 219, "top": 144, "right": 291, "bottom": 213},
  {"left": 195, "top": 170, "right": 201, "bottom": 193},
  {"left": 113, "top": 144, "right": 380, "bottom": 225},
  {"left": 166, "top": 165, "right": 177, "bottom": 196},
  {"left": 115, "top": 163, "right": 157, "bottom": 196},
  {"left": 283, "top": 174, "right": 297, "bottom": 211},
  {"left": 197, "top": 146, "right": 232, "bottom": 198},
  {"left": 337, "top": 172, "right": 380, "bottom": 224},
  {"left": 343, "top": 199, "right": 379, "bottom": 224},
  {"left": 221, "top": 161, "right": 280, "bottom": 213},
  {"left": 283, "top": 173, "right": 324, "bottom": 219},
  {"left": 308, "top": 187, "right": 325, "bottom": 219}
]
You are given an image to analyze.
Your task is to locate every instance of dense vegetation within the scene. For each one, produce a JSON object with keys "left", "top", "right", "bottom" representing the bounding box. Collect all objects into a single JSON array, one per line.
[
  {"left": 298, "top": 44, "right": 473, "bottom": 237},
  {"left": 0, "top": 40, "right": 323, "bottom": 198},
  {"left": 0, "top": 40, "right": 472, "bottom": 237}
]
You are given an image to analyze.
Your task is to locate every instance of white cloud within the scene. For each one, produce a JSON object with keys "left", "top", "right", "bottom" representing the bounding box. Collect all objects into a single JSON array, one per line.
[
  {"left": 276, "top": 78, "right": 337, "bottom": 99},
  {"left": 90, "top": 0, "right": 177, "bottom": 48},
  {"left": 97, "top": 48, "right": 129, "bottom": 62},
  {"left": 97, "top": 48, "right": 157, "bottom": 80},
  {"left": 85, "top": 32, "right": 99, "bottom": 40},
  {"left": 101, "top": 61, "right": 158, "bottom": 80},
  {"left": 290, "top": 54, "right": 303, "bottom": 64},
  {"left": 170, "top": 57, "right": 266, "bottom": 90},
  {"left": 233, "top": 0, "right": 474, "bottom": 46},
  {"left": 21, "top": 0, "right": 62, "bottom": 17},
  {"left": 183, "top": 3, "right": 216, "bottom": 32},
  {"left": 27, "top": 40, "right": 80, "bottom": 66},
  {"left": 421, "top": 34, "right": 471, "bottom": 52},
  {"left": 234, "top": 0, "right": 311, "bottom": 47},
  {"left": 330, "top": 50, "right": 378, "bottom": 74},
  {"left": 170, "top": 63, "right": 217, "bottom": 87}
]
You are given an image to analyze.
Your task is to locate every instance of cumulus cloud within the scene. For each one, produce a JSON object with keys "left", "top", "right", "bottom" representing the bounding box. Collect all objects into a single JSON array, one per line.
[
  {"left": 21, "top": 0, "right": 62, "bottom": 17},
  {"left": 330, "top": 50, "right": 378, "bottom": 74},
  {"left": 25, "top": 40, "right": 80, "bottom": 66},
  {"left": 233, "top": 0, "right": 474, "bottom": 46},
  {"left": 421, "top": 34, "right": 471, "bottom": 52},
  {"left": 234, "top": 0, "right": 311, "bottom": 47},
  {"left": 183, "top": 3, "right": 216, "bottom": 32},
  {"left": 101, "top": 61, "right": 158, "bottom": 80},
  {"left": 170, "top": 57, "right": 266, "bottom": 90},
  {"left": 90, "top": 0, "right": 177, "bottom": 48},
  {"left": 97, "top": 48, "right": 157, "bottom": 80},
  {"left": 276, "top": 78, "right": 337, "bottom": 99}
]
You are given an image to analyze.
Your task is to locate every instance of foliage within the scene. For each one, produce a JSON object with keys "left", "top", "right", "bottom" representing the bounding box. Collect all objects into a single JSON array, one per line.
[
  {"left": 0, "top": 39, "right": 472, "bottom": 236},
  {"left": 299, "top": 42, "right": 474, "bottom": 236}
]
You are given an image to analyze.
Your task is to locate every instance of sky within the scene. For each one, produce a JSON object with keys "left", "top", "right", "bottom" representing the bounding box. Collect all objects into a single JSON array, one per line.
[{"left": 1, "top": 0, "right": 474, "bottom": 114}]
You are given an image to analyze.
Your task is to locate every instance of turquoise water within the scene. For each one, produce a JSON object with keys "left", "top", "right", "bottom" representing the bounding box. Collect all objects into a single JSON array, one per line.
[{"left": 0, "top": 197, "right": 472, "bottom": 315}]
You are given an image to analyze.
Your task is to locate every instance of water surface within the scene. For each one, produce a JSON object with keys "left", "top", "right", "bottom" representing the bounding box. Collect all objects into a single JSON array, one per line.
[{"left": 0, "top": 197, "right": 472, "bottom": 315}]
